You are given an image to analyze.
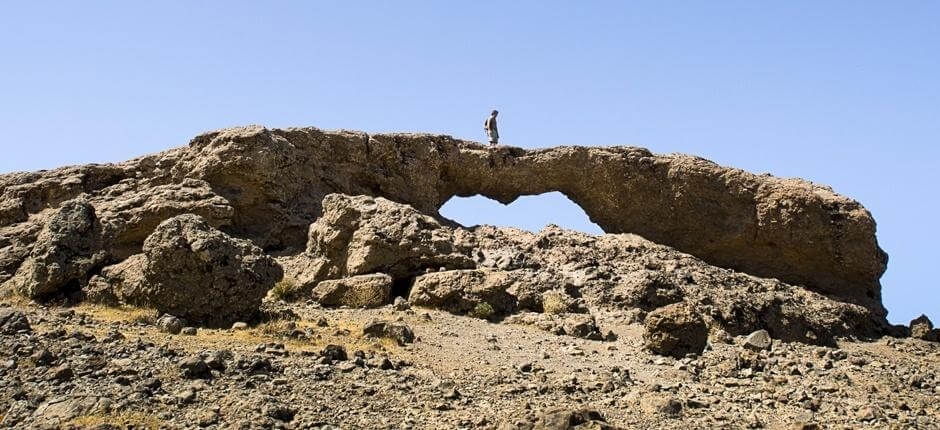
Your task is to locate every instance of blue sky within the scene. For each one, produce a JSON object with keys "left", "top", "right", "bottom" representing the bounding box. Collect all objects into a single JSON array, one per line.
[{"left": 1, "top": 2, "right": 937, "bottom": 324}]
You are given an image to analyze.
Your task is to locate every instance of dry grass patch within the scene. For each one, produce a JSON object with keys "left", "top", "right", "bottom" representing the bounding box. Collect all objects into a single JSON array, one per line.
[
  {"left": 541, "top": 291, "right": 573, "bottom": 314},
  {"left": 73, "top": 303, "right": 159, "bottom": 325},
  {"left": 270, "top": 277, "right": 303, "bottom": 302}
]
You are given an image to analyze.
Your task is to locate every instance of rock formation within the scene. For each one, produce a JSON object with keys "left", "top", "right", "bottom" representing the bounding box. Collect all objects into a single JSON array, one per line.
[
  {"left": 2, "top": 125, "right": 938, "bottom": 429},
  {"left": 0, "top": 125, "right": 890, "bottom": 338}
]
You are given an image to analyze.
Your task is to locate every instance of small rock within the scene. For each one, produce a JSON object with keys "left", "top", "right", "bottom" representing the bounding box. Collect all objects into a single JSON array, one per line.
[
  {"left": 49, "top": 364, "right": 74, "bottom": 382},
  {"left": 156, "top": 314, "right": 183, "bottom": 335},
  {"left": 744, "top": 329, "right": 773, "bottom": 351},
  {"left": 641, "top": 394, "right": 683, "bottom": 418},
  {"left": 231, "top": 322, "right": 249, "bottom": 331},
  {"left": 31, "top": 348, "right": 56, "bottom": 366},
  {"left": 534, "top": 408, "right": 610, "bottom": 429},
  {"left": 181, "top": 327, "right": 197, "bottom": 336},
  {"left": 177, "top": 389, "right": 196, "bottom": 404},
  {"left": 856, "top": 406, "right": 880, "bottom": 422},
  {"left": 0, "top": 309, "right": 31, "bottom": 334},
  {"left": 179, "top": 355, "right": 210, "bottom": 379},
  {"left": 197, "top": 409, "right": 219, "bottom": 427},
  {"left": 362, "top": 320, "right": 415, "bottom": 345},
  {"left": 368, "top": 356, "right": 395, "bottom": 370},
  {"left": 320, "top": 344, "right": 348, "bottom": 362},
  {"left": 393, "top": 296, "right": 411, "bottom": 311},
  {"left": 205, "top": 350, "right": 230, "bottom": 371}
]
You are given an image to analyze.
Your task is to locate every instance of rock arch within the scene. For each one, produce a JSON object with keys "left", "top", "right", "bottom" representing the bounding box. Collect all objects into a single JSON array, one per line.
[{"left": 0, "top": 126, "right": 888, "bottom": 314}]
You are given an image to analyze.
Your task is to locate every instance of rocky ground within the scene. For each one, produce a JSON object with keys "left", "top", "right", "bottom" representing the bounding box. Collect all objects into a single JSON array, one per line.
[{"left": 1, "top": 297, "right": 938, "bottom": 429}]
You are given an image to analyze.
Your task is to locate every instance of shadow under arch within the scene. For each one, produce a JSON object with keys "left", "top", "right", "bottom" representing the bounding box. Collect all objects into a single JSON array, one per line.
[{"left": 439, "top": 191, "right": 603, "bottom": 235}]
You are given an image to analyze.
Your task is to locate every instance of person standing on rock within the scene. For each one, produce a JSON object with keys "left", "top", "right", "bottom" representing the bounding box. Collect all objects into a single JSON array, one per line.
[{"left": 484, "top": 110, "right": 499, "bottom": 146}]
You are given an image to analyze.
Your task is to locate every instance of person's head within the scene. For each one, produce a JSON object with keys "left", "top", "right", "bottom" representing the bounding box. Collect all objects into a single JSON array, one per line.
[{"left": 491, "top": 110, "right": 498, "bottom": 117}]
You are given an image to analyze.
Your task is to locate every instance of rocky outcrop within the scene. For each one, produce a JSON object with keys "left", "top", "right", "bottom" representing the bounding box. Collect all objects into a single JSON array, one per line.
[
  {"left": 1, "top": 126, "right": 886, "bottom": 312},
  {"left": 0, "top": 125, "right": 892, "bottom": 336},
  {"left": 164, "top": 127, "right": 884, "bottom": 311},
  {"left": 286, "top": 194, "right": 884, "bottom": 344},
  {"left": 88, "top": 214, "right": 281, "bottom": 325}
]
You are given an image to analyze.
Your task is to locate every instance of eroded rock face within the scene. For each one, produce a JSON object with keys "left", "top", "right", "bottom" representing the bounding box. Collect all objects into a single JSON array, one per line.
[{"left": 90, "top": 214, "right": 281, "bottom": 325}]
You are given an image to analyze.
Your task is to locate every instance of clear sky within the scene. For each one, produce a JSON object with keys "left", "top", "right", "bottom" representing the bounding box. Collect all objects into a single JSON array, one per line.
[{"left": 1, "top": 2, "right": 937, "bottom": 324}]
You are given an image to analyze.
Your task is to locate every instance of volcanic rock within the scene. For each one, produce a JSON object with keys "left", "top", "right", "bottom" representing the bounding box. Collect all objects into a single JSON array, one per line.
[
  {"left": 643, "top": 302, "right": 709, "bottom": 357},
  {"left": 5, "top": 199, "right": 107, "bottom": 299}
]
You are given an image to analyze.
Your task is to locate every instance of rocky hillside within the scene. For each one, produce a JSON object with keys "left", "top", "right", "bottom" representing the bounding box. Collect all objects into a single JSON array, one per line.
[{"left": 0, "top": 126, "right": 936, "bottom": 429}]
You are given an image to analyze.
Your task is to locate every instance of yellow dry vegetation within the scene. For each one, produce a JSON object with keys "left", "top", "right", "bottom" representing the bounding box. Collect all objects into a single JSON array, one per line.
[
  {"left": 269, "top": 277, "right": 302, "bottom": 301},
  {"left": 65, "top": 303, "right": 400, "bottom": 355},
  {"left": 541, "top": 291, "right": 572, "bottom": 315},
  {"left": 74, "top": 304, "right": 159, "bottom": 325},
  {"left": 67, "top": 412, "right": 163, "bottom": 429}
]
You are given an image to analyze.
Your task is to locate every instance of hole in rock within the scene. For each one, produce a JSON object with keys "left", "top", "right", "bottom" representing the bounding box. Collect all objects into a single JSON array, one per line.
[
  {"left": 439, "top": 192, "right": 603, "bottom": 235},
  {"left": 391, "top": 276, "right": 416, "bottom": 300}
]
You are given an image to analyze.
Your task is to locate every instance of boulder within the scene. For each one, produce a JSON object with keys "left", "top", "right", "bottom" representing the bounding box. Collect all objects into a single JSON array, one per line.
[
  {"left": 4, "top": 199, "right": 107, "bottom": 299},
  {"left": 910, "top": 315, "right": 936, "bottom": 341},
  {"left": 90, "top": 214, "right": 281, "bottom": 326},
  {"left": 744, "top": 329, "right": 773, "bottom": 351},
  {"left": 156, "top": 314, "right": 183, "bottom": 335},
  {"left": 0, "top": 309, "right": 31, "bottom": 333},
  {"left": 306, "top": 194, "right": 475, "bottom": 280},
  {"left": 643, "top": 302, "right": 708, "bottom": 357},
  {"left": 408, "top": 269, "right": 516, "bottom": 315},
  {"left": 312, "top": 273, "right": 392, "bottom": 308},
  {"left": 613, "top": 270, "right": 684, "bottom": 311},
  {"left": 362, "top": 320, "right": 415, "bottom": 345}
]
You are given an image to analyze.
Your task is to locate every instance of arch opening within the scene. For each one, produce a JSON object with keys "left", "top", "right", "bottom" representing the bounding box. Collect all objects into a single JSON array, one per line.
[{"left": 439, "top": 191, "right": 603, "bottom": 235}]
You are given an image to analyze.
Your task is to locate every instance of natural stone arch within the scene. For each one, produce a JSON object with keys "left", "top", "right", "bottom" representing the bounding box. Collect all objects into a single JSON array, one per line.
[{"left": 0, "top": 126, "right": 887, "bottom": 315}]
